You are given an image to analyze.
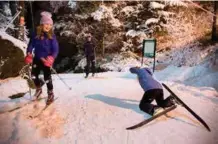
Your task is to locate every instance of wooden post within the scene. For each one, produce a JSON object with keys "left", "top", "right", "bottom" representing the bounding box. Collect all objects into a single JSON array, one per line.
[
  {"left": 212, "top": 1, "right": 218, "bottom": 41},
  {"left": 153, "top": 39, "right": 156, "bottom": 73},
  {"left": 17, "top": 1, "right": 25, "bottom": 41},
  {"left": 141, "top": 40, "right": 145, "bottom": 67},
  {"left": 102, "top": 0, "right": 105, "bottom": 57}
]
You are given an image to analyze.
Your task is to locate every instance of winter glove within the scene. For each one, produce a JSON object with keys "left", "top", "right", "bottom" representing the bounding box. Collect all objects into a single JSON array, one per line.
[
  {"left": 42, "top": 56, "right": 54, "bottom": 67},
  {"left": 24, "top": 53, "right": 33, "bottom": 64}
]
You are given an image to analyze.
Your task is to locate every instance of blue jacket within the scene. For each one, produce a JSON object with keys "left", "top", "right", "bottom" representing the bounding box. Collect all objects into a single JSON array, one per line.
[
  {"left": 130, "top": 67, "right": 162, "bottom": 92},
  {"left": 27, "top": 32, "right": 59, "bottom": 60}
]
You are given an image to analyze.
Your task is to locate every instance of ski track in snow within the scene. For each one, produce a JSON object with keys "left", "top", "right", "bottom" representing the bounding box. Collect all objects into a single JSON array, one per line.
[{"left": 0, "top": 71, "right": 218, "bottom": 144}]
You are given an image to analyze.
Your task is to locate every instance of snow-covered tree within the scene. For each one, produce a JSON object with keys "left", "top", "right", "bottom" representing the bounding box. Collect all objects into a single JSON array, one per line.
[{"left": 49, "top": 1, "right": 69, "bottom": 13}]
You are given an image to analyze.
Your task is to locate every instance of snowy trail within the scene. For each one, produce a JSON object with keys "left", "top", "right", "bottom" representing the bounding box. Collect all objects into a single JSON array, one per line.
[{"left": 0, "top": 72, "right": 218, "bottom": 144}]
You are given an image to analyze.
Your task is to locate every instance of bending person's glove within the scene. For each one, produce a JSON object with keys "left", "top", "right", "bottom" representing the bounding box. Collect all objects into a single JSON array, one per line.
[{"left": 24, "top": 53, "right": 33, "bottom": 64}]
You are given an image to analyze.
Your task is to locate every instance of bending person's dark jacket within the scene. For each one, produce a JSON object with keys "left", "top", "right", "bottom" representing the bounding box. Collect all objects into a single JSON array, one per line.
[{"left": 130, "top": 67, "right": 162, "bottom": 92}]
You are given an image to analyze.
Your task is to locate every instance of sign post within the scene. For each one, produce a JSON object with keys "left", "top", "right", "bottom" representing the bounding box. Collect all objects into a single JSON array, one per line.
[{"left": 141, "top": 39, "right": 156, "bottom": 72}]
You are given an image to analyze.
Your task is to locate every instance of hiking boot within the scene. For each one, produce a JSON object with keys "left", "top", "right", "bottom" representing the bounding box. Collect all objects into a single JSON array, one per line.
[
  {"left": 34, "top": 87, "right": 42, "bottom": 99},
  {"left": 46, "top": 90, "right": 54, "bottom": 105},
  {"left": 85, "top": 74, "right": 89, "bottom": 78},
  {"left": 152, "top": 106, "right": 164, "bottom": 116}
]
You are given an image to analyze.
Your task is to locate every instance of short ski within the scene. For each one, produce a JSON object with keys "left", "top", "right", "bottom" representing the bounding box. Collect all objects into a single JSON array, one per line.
[
  {"left": 126, "top": 105, "right": 177, "bottom": 130},
  {"left": 43, "top": 97, "right": 58, "bottom": 111},
  {"left": 3, "top": 97, "right": 46, "bottom": 114},
  {"left": 30, "top": 97, "right": 58, "bottom": 118},
  {"left": 30, "top": 97, "right": 46, "bottom": 103},
  {"left": 162, "top": 83, "right": 211, "bottom": 132}
]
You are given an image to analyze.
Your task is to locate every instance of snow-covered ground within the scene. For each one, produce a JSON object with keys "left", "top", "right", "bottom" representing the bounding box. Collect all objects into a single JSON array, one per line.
[
  {"left": 0, "top": 31, "right": 27, "bottom": 55},
  {"left": 0, "top": 24, "right": 218, "bottom": 143},
  {"left": 0, "top": 61, "right": 218, "bottom": 144}
]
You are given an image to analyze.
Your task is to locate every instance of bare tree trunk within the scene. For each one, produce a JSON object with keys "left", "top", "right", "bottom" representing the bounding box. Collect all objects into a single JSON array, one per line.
[
  {"left": 212, "top": 1, "right": 217, "bottom": 41},
  {"left": 102, "top": 20, "right": 105, "bottom": 57},
  {"left": 15, "top": 1, "right": 25, "bottom": 40},
  {"left": 17, "top": 1, "right": 25, "bottom": 41},
  {"left": 102, "top": 0, "right": 105, "bottom": 57}
]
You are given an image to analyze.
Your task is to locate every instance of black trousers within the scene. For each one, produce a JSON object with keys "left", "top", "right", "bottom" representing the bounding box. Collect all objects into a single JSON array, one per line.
[
  {"left": 85, "top": 55, "right": 95, "bottom": 76},
  {"left": 31, "top": 59, "right": 53, "bottom": 91},
  {"left": 139, "top": 89, "right": 173, "bottom": 115}
]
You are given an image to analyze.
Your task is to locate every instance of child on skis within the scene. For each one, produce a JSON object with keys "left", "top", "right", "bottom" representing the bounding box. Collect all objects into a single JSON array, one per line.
[
  {"left": 24, "top": 11, "right": 59, "bottom": 105},
  {"left": 130, "top": 67, "right": 175, "bottom": 116}
]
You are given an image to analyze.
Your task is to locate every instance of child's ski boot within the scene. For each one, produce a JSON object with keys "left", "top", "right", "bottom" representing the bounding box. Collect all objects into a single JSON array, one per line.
[
  {"left": 33, "top": 87, "right": 42, "bottom": 100},
  {"left": 46, "top": 90, "right": 54, "bottom": 105}
]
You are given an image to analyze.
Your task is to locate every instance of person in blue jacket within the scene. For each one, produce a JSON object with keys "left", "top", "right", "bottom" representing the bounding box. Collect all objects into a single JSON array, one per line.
[
  {"left": 130, "top": 67, "right": 175, "bottom": 116},
  {"left": 24, "top": 11, "right": 59, "bottom": 105}
]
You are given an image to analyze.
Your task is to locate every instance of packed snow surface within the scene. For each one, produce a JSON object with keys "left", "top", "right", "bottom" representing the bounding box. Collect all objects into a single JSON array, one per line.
[{"left": 0, "top": 63, "right": 218, "bottom": 144}]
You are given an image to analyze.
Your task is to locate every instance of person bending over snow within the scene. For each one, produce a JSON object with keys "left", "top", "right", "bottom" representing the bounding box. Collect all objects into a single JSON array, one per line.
[{"left": 130, "top": 67, "right": 175, "bottom": 116}]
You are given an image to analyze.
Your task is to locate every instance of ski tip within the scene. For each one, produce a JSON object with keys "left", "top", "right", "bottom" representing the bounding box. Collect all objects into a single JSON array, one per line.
[
  {"left": 126, "top": 127, "right": 133, "bottom": 130},
  {"left": 162, "top": 83, "right": 167, "bottom": 87}
]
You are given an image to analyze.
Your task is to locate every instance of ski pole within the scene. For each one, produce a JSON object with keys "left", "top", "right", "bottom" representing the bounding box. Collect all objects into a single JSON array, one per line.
[
  {"left": 50, "top": 67, "right": 72, "bottom": 90},
  {"left": 28, "top": 64, "right": 32, "bottom": 99}
]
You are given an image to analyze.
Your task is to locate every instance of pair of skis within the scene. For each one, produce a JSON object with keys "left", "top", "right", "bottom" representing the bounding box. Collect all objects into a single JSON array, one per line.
[
  {"left": 126, "top": 83, "right": 211, "bottom": 132},
  {"left": 126, "top": 104, "right": 177, "bottom": 130},
  {"left": 27, "top": 80, "right": 58, "bottom": 118},
  {"left": 3, "top": 78, "right": 56, "bottom": 114},
  {"left": 29, "top": 97, "right": 58, "bottom": 119}
]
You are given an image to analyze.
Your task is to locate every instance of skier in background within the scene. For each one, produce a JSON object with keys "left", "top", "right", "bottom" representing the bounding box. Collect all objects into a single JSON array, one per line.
[
  {"left": 130, "top": 67, "right": 175, "bottom": 116},
  {"left": 24, "top": 11, "right": 59, "bottom": 105},
  {"left": 84, "top": 34, "right": 96, "bottom": 78}
]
